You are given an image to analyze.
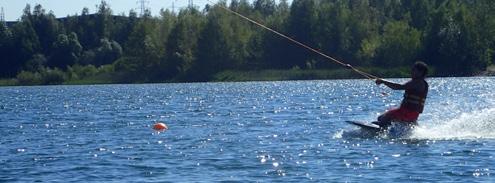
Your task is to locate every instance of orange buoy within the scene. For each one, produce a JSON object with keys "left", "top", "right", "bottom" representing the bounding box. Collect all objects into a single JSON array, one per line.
[{"left": 153, "top": 122, "right": 168, "bottom": 131}]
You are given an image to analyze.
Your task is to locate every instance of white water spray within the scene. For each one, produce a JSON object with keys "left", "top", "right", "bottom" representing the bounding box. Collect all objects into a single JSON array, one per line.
[{"left": 411, "top": 107, "right": 495, "bottom": 139}]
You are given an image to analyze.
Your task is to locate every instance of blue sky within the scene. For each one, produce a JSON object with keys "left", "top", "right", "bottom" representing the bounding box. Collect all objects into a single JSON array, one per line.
[{"left": 0, "top": 0, "right": 211, "bottom": 21}]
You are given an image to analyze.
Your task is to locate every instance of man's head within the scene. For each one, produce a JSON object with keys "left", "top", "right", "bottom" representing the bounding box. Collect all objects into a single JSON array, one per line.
[{"left": 412, "top": 61, "right": 428, "bottom": 79}]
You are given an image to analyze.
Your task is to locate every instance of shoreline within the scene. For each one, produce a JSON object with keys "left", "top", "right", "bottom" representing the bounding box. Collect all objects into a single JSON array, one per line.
[
  {"left": 1, "top": 67, "right": 494, "bottom": 87},
  {"left": 1, "top": 67, "right": 409, "bottom": 86}
]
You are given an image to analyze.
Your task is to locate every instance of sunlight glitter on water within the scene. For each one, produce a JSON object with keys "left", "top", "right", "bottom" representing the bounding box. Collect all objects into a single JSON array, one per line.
[{"left": 1, "top": 78, "right": 494, "bottom": 182}]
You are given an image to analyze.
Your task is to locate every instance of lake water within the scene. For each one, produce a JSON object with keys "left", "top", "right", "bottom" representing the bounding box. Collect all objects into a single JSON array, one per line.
[{"left": 1, "top": 78, "right": 494, "bottom": 182}]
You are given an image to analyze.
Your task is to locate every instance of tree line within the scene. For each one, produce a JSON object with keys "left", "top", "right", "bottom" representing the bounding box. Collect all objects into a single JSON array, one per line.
[{"left": 1, "top": 0, "right": 494, "bottom": 84}]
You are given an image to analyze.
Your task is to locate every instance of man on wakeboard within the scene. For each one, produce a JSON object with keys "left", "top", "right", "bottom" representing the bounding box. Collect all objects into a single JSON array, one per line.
[{"left": 372, "top": 61, "right": 429, "bottom": 128}]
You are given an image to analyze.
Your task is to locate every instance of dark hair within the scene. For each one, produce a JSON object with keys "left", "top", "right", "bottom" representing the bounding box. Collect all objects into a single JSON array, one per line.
[{"left": 414, "top": 61, "right": 428, "bottom": 77}]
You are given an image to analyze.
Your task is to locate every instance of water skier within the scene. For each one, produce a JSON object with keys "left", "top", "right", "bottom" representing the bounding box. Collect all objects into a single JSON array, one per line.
[{"left": 372, "top": 61, "right": 429, "bottom": 128}]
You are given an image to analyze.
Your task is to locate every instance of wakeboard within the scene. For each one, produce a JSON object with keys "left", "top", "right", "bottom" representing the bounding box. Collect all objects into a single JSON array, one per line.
[
  {"left": 345, "top": 121, "right": 381, "bottom": 131},
  {"left": 345, "top": 121, "right": 416, "bottom": 138}
]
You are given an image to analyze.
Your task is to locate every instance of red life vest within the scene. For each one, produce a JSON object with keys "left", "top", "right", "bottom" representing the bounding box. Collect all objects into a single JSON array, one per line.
[{"left": 400, "top": 80, "right": 428, "bottom": 113}]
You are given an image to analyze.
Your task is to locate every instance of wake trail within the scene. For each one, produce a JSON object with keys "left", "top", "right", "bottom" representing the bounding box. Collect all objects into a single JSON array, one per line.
[{"left": 411, "top": 107, "right": 495, "bottom": 140}]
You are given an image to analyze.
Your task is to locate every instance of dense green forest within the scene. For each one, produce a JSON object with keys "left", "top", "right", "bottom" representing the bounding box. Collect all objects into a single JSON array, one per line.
[{"left": 1, "top": 0, "right": 495, "bottom": 85}]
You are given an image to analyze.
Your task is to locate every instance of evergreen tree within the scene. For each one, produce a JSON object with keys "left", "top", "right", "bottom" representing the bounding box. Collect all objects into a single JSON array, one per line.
[
  {"left": 116, "top": 15, "right": 164, "bottom": 82},
  {"left": 285, "top": 0, "right": 318, "bottom": 68},
  {"left": 165, "top": 8, "right": 203, "bottom": 79},
  {"left": 194, "top": 3, "right": 247, "bottom": 80},
  {"left": 12, "top": 11, "right": 41, "bottom": 73},
  {"left": 0, "top": 25, "right": 15, "bottom": 77},
  {"left": 375, "top": 21, "right": 421, "bottom": 67},
  {"left": 48, "top": 32, "right": 82, "bottom": 68}
]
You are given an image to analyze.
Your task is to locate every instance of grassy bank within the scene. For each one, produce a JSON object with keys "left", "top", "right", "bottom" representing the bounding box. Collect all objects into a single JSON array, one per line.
[
  {"left": 62, "top": 75, "right": 115, "bottom": 85},
  {"left": 0, "top": 66, "right": 443, "bottom": 86},
  {"left": 213, "top": 67, "right": 412, "bottom": 82},
  {"left": 0, "top": 79, "right": 17, "bottom": 86}
]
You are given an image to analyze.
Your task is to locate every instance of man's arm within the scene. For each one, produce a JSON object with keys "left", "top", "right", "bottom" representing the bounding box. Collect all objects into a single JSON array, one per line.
[{"left": 376, "top": 79, "right": 411, "bottom": 90}]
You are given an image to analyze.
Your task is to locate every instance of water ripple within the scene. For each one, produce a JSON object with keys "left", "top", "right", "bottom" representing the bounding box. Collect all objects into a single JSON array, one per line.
[{"left": 1, "top": 78, "right": 495, "bottom": 182}]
